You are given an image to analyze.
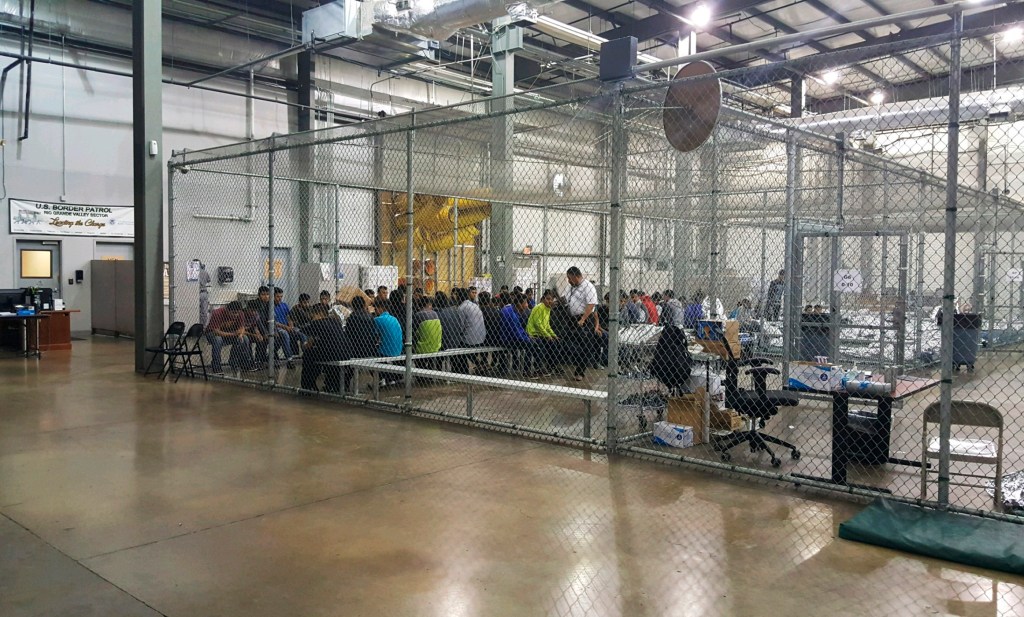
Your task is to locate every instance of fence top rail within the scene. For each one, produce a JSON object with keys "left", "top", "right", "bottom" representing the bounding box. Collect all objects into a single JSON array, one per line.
[{"left": 355, "top": 363, "right": 609, "bottom": 400}]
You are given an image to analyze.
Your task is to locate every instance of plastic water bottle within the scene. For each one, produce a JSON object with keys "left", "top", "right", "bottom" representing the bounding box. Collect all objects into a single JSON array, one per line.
[{"left": 845, "top": 380, "right": 891, "bottom": 396}]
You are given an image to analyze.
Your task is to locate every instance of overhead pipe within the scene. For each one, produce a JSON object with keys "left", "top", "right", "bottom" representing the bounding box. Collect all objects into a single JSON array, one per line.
[{"left": 18, "top": 0, "right": 34, "bottom": 142}]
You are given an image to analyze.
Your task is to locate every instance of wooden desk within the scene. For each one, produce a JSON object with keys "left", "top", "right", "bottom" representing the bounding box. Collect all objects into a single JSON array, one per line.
[{"left": 31, "top": 310, "right": 79, "bottom": 351}]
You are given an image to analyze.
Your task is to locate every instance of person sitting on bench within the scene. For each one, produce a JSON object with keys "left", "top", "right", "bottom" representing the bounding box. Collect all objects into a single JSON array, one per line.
[
  {"left": 526, "top": 290, "right": 560, "bottom": 376},
  {"left": 301, "top": 305, "right": 349, "bottom": 392},
  {"left": 206, "top": 301, "right": 254, "bottom": 374}
]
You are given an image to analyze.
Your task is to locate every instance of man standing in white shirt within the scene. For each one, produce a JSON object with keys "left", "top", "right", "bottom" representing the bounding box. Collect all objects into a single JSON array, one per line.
[{"left": 563, "top": 266, "right": 600, "bottom": 381}]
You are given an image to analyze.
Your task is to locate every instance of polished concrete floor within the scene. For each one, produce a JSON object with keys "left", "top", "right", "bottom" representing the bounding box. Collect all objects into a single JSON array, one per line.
[{"left": 2, "top": 338, "right": 1022, "bottom": 616}]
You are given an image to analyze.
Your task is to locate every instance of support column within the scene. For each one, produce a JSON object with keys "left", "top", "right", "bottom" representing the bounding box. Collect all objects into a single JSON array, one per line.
[
  {"left": 972, "top": 120, "right": 990, "bottom": 314},
  {"left": 133, "top": 0, "right": 164, "bottom": 371},
  {"left": 606, "top": 88, "right": 627, "bottom": 452},
  {"left": 790, "top": 75, "right": 805, "bottom": 118},
  {"left": 487, "top": 19, "right": 522, "bottom": 291},
  {"left": 297, "top": 51, "right": 315, "bottom": 264},
  {"left": 937, "top": 10, "right": 964, "bottom": 507}
]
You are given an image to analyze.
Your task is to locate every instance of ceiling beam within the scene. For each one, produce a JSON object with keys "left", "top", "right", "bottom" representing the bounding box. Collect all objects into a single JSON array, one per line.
[
  {"left": 744, "top": 7, "right": 892, "bottom": 88},
  {"left": 802, "top": 0, "right": 931, "bottom": 78}
]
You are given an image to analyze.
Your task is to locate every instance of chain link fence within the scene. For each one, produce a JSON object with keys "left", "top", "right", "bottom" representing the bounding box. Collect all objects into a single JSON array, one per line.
[{"left": 169, "top": 16, "right": 1024, "bottom": 543}]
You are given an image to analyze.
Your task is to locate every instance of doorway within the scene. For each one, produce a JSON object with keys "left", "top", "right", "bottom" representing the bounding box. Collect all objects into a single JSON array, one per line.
[{"left": 16, "top": 240, "right": 61, "bottom": 298}]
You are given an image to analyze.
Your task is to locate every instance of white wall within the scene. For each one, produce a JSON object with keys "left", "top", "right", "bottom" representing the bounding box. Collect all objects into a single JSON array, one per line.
[{"left": 0, "top": 49, "right": 291, "bottom": 332}]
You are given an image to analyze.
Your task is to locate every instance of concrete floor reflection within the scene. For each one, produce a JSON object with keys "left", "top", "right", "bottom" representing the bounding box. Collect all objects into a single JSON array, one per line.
[{"left": 1, "top": 338, "right": 1022, "bottom": 616}]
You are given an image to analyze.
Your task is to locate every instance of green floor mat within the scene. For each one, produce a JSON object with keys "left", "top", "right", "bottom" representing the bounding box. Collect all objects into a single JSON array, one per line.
[{"left": 838, "top": 499, "right": 1024, "bottom": 576}]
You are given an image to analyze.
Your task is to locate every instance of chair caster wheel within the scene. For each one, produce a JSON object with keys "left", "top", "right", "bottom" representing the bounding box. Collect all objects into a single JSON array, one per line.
[
  {"left": 720, "top": 452, "right": 731, "bottom": 462},
  {"left": 791, "top": 450, "right": 801, "bottom": 460},
  {"left": 771, "top": 457, "right": 782, "bottom": 468}
]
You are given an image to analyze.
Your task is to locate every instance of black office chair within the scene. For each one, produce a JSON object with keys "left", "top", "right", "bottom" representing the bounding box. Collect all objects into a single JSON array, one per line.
[
  {"left": 160, "top": 323, "right": 209, "bottom": 382},
  {"left": 713, "top": 354, "right": 800, "bottom": 467},
  {"left": 143, "top": 321, "right": 186, "bottom": 377}
]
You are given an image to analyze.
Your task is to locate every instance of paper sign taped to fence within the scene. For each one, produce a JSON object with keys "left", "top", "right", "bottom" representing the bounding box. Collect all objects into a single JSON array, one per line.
[
  {"left": 833, "top": 269, "right": 863, "bottom": 293},
  {"left": 9, "top": 199, "right": 135, "bottom": 237},
  {"left": 9, "top": 199, "right": 134, "bottom": 237},
  {"left": 1007, "top": 268, "right": 1023, "bottom": 283}
]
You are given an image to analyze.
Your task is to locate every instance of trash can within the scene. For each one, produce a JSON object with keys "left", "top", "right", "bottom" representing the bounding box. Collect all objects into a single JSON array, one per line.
[
  {"left": 799, "top": 313, "right": 832, "bottom": 361},
  {"left": 847, "top": 408, "right": 889, "bottom": 465},
  {"left": 952, "top": 313, "right": 982, "bottom": 372}
]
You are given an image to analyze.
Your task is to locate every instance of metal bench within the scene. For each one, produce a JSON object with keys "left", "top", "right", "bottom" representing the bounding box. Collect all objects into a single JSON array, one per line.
[{"left": 353, "top": 361, "right": 607, "bottom": 440}]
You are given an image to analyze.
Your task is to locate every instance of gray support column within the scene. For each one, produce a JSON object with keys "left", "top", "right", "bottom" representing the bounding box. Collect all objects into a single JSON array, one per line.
[
  {"left": 606, "top": 88, "right": 626, "bottom": 452},
  {"left": 790, "top": 75, "right": 805, "bottom": 119},
  {"left": 297, "top": 51, "right": 314, "bottom": 264},
  {"left": 972, "top": 121, "right": 990, "bottom": 314},
  {"left": 782, "top": 134, "right": 798, "bottom": 378},
  {"left": 267, "top": 143, "right": 277, "bottom": 381},
  {"left": 938, "top": 10, "right": 964, "bottom": 507},
  {"left": 830, "top": 134, "right": 845, "bottom": 362},
  {"left": 133, "top": 0, "right": 164, "bottom": 371},
  {"left": 487, "top": 21, "right": 521, "bottom": 292},
  {"left": 895, "top": 233, "right": 909, "bottom": 369},
  {"left": 914, "top": 232, "right": 925, "bottom": 360}
]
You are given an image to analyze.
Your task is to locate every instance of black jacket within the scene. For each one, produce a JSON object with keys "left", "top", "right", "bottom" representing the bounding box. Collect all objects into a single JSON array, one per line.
[
  {"left": 346, "top": 310, "right": 381, "bottom": 358},
  {"left": 304, "top": 318, "right": 349, "bottom": 363}
]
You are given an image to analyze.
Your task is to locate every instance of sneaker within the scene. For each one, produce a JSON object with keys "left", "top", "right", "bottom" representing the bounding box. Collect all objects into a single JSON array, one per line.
[
  {"left": 211, "top": 369, "right": 225, "bottom": 376},
  {"left": 287, "top": 360, "right": 296, "bottom": 370}
]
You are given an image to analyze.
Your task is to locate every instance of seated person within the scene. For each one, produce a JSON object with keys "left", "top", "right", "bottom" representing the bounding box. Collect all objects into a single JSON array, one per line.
[
  {"left": 683, "top": 292, "right": 705, "bottom": 329},
  {"left": 412, "top": 296, "right": 442, "bottom": 356},
  {"left": 245, "top": 295, "right": 270, "bottom": 366},
  {"left": 435, "top": 292, "right": 467, "bottom": 373},
  {"left": 273, "top": 287, "right": 306, "bottom": 366},
  {"left": 301, "top": 305, "right": 349, "bottom": 393},
  {"left": 620, "top": 291, "right": 645, "bottom": 324},
  {"left": 290, "top": 293, "right": 314, "bottom": 329},
  {"left": 206, "top": 301, "right": 254, "bottom": 373},
  {"left": 526, "top": 290, "right": 560, "bottom": 375},
  {"left": 346, "top": 295, "right": 380, "bottom": 361},
  {"left": 374, "top": 303, "right": 404, "bottom": 358},
  {"left": 500, "top": 292, "right": 538, "bottom": 375},
  {"left": 318, "top": 289, "right": 333, "bottom": 312}
]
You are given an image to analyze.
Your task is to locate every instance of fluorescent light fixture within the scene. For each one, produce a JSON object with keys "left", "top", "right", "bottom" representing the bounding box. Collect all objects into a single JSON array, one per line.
[
  {"left": 1004, "top": 26, "right": 1023, "bottom": 44},
  {"left": 822, "top": 70, "right": 840, "bottom": 85},
  {"left": 690, "top": 4, "right": 712, "bottom": 28},
  {"left": 869, "top": 90, "right": 885, "bottom": 105}
]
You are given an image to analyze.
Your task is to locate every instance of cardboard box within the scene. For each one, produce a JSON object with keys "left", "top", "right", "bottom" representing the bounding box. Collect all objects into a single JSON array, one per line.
[
  {"left": 711, "top": 408, "right": 745, "bottom": 432},
  {"left": 694, "top": 320, "right": 741, "bottom": 358},
  {"left": 787, "top": 361, "right": 845, "bottom": 392},
  {"left": 652, "top": 421, "right": 694, "bottom": 448},
  {"left": 667, "top": 388, "right": 716, "bottom": 444}
]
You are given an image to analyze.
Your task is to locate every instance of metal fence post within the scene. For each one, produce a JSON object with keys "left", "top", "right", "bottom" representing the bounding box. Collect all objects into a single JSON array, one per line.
[
  {"left": 606, "top": 88, "right": 626, "bottom": 452},
  {"left": 830, "top": 133, "right": 845, "bottom": 362},
  {"left": 404, "top": 113, "right": 417, "bottom": 406},
  {"left": 781, "top": 132, "right": 798, "bottom": 380},
  {"left": 168, "top": 166, "right": 176, "bottom": 325},
  {"left": 334, "top": 184, "right": 341, "bottom": 299},
  {"left": 267, "top": 140, "right": 277, "bottom": 382},
  {"left": 938, "top": 10, "right": 963, "bottom": 507}
]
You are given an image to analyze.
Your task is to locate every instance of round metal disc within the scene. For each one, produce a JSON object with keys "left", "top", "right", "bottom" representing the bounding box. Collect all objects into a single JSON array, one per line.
[{"left": 662, "top": 61, "right": 722, "bottom": 153}]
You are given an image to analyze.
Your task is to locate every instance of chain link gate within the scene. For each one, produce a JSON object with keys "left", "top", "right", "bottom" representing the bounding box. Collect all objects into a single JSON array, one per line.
[{"left": 168, "top": 12, "right": 1024, "bottom": 612}]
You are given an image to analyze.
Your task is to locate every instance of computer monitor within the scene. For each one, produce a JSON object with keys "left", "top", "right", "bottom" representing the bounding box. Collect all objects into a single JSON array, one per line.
[{"left": 0, "top": 289, "right": 23, "bottom": 312}]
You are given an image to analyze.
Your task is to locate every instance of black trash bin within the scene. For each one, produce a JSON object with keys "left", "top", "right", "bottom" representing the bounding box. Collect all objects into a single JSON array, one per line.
[
  {"left": 847, "top": 408, "right": 889, "bottom": 465},
  {"left": 799, "top": 313, "right": 832, "bottom": 361},
  {"left": 951, "top": 313, "right": 982, "bottom": 372}
]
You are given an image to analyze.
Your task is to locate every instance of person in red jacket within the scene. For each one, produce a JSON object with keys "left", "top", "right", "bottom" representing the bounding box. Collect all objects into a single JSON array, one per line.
[{"left": 640, "top": 291, "right": 660, "bottom": 325}]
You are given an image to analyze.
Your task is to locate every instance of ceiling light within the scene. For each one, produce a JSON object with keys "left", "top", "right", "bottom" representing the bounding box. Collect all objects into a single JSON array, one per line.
[
  {"left": 869, "top": 90, "right": 885, "bottom": 106},
  {"left": 690, "top": 4, "right": 712, "bottom": 28},
  {"left": 1004, "top": 27, "right": 1023, "bottom": 44},
  {"left": 822, "top": 70, "right": 840, "bottom": 85}
]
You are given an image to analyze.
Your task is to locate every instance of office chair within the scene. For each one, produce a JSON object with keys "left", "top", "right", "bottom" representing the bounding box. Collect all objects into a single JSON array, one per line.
[{"left": 713, "top": 353, "right": 800, "bottom": 467}]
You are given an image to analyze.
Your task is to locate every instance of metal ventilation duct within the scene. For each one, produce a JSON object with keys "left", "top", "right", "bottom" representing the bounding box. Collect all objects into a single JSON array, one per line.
[{"left": 304, "top": 0, "right": 562, "bottom": 43}]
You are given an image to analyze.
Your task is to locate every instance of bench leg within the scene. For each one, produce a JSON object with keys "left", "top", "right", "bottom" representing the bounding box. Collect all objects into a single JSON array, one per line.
[
  {"left": 466, "top": 383, "right": 474, "bottom": 419},
  {"left": 373, "top": 370, "right": 380, "bottom": 401},
  {"left": 353, "top": 368, "right": 361, "bottom": 396},
  {"left": 584, "top": 401, "right": 592, "bottom": 440}
]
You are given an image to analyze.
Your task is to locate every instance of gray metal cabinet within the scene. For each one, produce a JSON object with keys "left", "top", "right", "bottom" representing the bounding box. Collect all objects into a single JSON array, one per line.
[{"left": 91, "top": 260, "right": 135, "bottom": 336}]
